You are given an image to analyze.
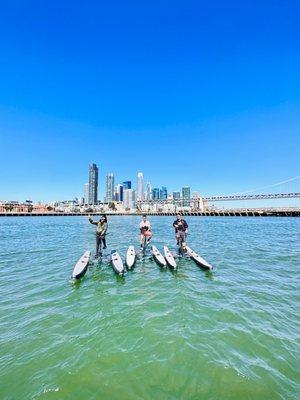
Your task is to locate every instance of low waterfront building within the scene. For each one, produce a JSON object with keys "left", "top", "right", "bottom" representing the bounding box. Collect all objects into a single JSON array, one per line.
[
  {"left": 0, "top": 202, "right": 50, "bottom": 213},
  {"left": 141, "top": 204, "right": 150, "bottom": 212},
  {"left": 162, "top": 203, "right": 176, "bottom": 212}
]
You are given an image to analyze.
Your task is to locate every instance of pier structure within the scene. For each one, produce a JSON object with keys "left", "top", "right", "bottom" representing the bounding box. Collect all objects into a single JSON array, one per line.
[{"left": 0, "top": 207, "right": 299, "bottom": 217}]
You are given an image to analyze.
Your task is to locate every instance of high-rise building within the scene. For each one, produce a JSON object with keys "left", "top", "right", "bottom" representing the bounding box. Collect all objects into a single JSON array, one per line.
[
  {"left": 116, "top": 184, "right": 124, "bottom": 202},
  {"left": 106, "top": 173, "right": 114, "bottom": 203},
  {"left": 160, "top": 186, "right": 168, "bottom": 200},
  {"left": 84, "top": 183, "right": 89, "bottom": 204},
  {"left": 114, "top": 186, "right": 118, "bottom": 201},
  {"left": 182, "top": 186, "right": 191, "bottom": 207},
  {"left": 137, "top": 172, "right": 144, "bottom": 201},
  {"left": 123, "top": 189, "right": 136, "bottom": 210},
  {"left": 192, "top": 192, "right": 203, "bottom": 211},
  {"left": 173, "top": 191, "right": 181, "bottom": 201},
  {"left": 123, "top": 181, "right": 131, "bottom": 190},
  {"left": 88, "top": 163, "right": 98, "bottom": 204},
  {"left": 152, "top": 188, "right": 160, "bottom": 200},
  {"left": 146, "top": 182, "right": 152, "bottom": 201}
]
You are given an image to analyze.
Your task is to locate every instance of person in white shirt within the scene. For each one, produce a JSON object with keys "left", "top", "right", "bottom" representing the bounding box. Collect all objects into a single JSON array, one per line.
[{"left": 139, "top": 214, "right": 153, "bottom": 249}]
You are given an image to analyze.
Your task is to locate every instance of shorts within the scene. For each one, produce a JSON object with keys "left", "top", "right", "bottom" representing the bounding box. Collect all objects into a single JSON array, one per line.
[
  {"left": 142, "top": 230, "right": 152, "bottom": 237},
  {"left": 176, "top": 231, "right": 186, "bottom": 241}
]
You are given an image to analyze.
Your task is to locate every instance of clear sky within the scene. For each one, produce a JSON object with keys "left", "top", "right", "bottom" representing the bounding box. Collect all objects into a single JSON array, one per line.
[{"left": 0, "top": 1, "right": 299, "bottom": 203}]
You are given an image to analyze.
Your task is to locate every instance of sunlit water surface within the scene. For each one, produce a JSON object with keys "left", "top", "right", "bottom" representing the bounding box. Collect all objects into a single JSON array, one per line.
[{"left": 0, "top": 216, "right": 299, "bottom": 399}]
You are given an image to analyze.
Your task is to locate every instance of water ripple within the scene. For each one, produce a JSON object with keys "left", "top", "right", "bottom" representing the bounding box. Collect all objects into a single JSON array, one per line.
[{"left": 0, "top": 216, "right": 299, "bottom": 399}]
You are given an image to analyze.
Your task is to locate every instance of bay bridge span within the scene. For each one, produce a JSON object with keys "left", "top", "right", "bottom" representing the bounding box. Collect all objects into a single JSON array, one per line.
[
  {"left": 199, "top": 192, "right": 299, "bottom": 201},
  {"left": 136, "top": 176, "right": 300, "bottom": 216},
  {"left": 137, "top": 192, "right": 300, "bottom": 206},
  {"left": 138, "top": 175, "right": 300, "bottom": 205}
]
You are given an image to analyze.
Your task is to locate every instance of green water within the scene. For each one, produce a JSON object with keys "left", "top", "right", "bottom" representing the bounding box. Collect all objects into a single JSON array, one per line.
[{"left": 0, "top": 216, "right": 299, "bottom": 399}]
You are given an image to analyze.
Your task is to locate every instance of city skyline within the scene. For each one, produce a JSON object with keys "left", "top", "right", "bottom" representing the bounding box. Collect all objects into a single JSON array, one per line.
[
  {"left": 1, "top": 156, "right": 299, "bottom": 209},
  {"left": 79, "top": 164, "right": 299, "bottom": 209},
  {"left": 83, "top": 164, "right": 191, "bottom": 205}
]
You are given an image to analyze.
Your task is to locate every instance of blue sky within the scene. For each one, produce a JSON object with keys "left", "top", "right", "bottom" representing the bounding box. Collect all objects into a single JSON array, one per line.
[{"left": 0, "top": 1, "right": 299, "bottom": 203}]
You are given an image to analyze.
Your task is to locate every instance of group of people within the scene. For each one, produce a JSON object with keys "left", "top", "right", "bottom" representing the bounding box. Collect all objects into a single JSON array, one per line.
[{"left": 88, "top": 214, "right": 189, "bottom": 258}]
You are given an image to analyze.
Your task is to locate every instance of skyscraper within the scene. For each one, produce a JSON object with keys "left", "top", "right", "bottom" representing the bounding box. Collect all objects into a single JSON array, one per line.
[
  {"left": 146, "top": 182, "right": 152, "bottom": 201},
  {"left": 152, "top": 188, "right": 160, "bottom": 200},
  {"left": 123, "top": 181, "right": 131, "bottom": 189},
  {"left": 84, "top": 183, "right": 89, "bottom": 204},
  {"left": 182, "top": 186, "right": 191, "bottom": 207},
  {"left": 123, "top": 189, "right": 136, "bottom": 210},
  {"left": 106, "top": 173, "right": 114, "bottom": 203},
  {"left": 160, "top": 186, "right": 168, "bottom": 200},
  {"left": 88, "top": 163, "right": 98, "bottom": 205},
  {"left": 116, "top": 184, "right": 124, "bottom": 202},
  {"left": 114, "top": 185, "right": 118, "bottom": 201},
  {"left": 173, "top": 191, "right": 181, "bottom": 207},
  {"left": 137, "top": 172, "right": 144, "bottom": 201}
]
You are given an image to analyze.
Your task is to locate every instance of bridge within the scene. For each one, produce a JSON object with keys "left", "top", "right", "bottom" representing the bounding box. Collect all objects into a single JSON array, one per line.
[
  {"left": 137, "top": 175, "right": 300, "bottom": 205},
  {"left": 136, "top": 192, "right": 300, "bottom": 206},
  {"left": 205, "top": 176, "right": 300, "bottom": 202},
  {"left": 205, "top": 192, "right": 300, "bottom": 201}
]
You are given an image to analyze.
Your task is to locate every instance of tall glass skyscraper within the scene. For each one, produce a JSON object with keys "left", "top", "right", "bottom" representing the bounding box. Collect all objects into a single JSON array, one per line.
[
  {"left": 123, "top": 181, "right": 131, "bottom": 190},
  {"left": 137, "top": 172, "right": 144, "bottom": 201},
  {"left": 84, "top": 183, "right": 89, "bottom": 204},
  {"left": 182, "top": 186, "right": 191, "bottom": 207},
  {"left": 123, "top": 189, "right": 136, "bottom": 210},
  {"left": 160, "top": 186, "right": 168, "bottom": 200},
  {"left": 88, "top": 163, "right": 98, "bottom": 205},
  {"left": 114, "top": 186, "right": 118, "bottom": 201},
  {"left": 173, "top": 191, "right": 181, "bottom": 206},
  {"left": 116, "top": 184, "right": 124, "bottom": 202},
  {"left": 106, "top": 173, "right": 114, "bottom": 203},
  {"left": 146, "top": 182, "right": 152, "bottom": 201},
  {"left": 152, "top": 188, "right": 160, "bottom": 200}
]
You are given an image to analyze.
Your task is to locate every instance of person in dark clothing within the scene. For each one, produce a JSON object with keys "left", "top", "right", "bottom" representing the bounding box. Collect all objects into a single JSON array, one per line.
[
  {"left": 89, "top": 215, "right": 108, "bottom": 258},
  {"left": 173, "top": 214, "right": 188, "bottom": 246}
]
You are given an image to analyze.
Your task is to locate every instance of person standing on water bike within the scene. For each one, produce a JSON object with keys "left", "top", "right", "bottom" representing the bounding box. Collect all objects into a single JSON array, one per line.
[
  {"left": 139, "top": 214, "right": 152, "bottom": 249},
  {"left": 173, "top": 214, "right": 188, "bottom": 247},
  {"left": 89, "top": 215, "right": 108, "bottom": 258}
]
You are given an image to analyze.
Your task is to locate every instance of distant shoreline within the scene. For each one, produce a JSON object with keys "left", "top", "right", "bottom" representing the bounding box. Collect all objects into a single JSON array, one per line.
[{"left": 0, "top": 210, "right": 299, "bottom": 218}]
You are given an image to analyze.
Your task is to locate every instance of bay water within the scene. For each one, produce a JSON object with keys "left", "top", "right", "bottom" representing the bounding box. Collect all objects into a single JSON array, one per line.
[{"left": 0, "top": 216, "right": 299, "bottom": 399}]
